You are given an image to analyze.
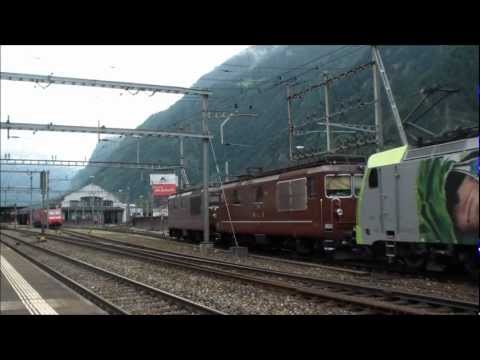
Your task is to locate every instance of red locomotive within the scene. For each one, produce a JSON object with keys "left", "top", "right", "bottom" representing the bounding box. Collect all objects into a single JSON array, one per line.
[
  {"left": 168, "top": 157, "right": 364, "bottom": 254},
  {"left": 31, "top": 208, "right": 64, "bottom": 228}
]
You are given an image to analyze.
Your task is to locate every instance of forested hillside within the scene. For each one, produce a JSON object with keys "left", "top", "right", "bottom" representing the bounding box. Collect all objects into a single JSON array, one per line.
[{"left": 70, "top": 45, "right": 479, "bottom": 200}]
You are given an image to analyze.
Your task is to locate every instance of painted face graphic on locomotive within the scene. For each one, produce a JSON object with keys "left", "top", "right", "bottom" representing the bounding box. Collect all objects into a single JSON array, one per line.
[{"left": 417, "top": 151, "right": 479, "bottom": 244}]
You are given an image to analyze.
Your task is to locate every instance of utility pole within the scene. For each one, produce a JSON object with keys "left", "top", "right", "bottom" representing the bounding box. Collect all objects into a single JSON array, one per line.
[
  {"left": 287, "top": 86, "right": 294, "bottom": 160},
  {"left": 136, "top": 138, "right": 144, "bottom": 182},
  {"left": 372, "top": 46, "right": 384, "bottom": 151},
  {"left": 46, "top": 170, "right": 50, "bottom": 230},
  {"left": 225, "top": 161, "right": 229, "bottom": 182},
  {"left": 126, "top": 186, "right": 130, "bottom": 225},
  {"left": 201, "top": 94, "right": 210, "bottom": 244},
  {"left": 40, "top": 170, "right": 47, "bottom": 234},
  {"left": 30, "top": 172, "right": 33, "bottom": 228},
  {"left": 324, "top": 72, "right": 332, "bottom": 153},
  {"left": 91, "top": 190, "right": 95, "bottom": 225},
  {"left": 179, "top": 137, "right": 185, "bottom": 190}
]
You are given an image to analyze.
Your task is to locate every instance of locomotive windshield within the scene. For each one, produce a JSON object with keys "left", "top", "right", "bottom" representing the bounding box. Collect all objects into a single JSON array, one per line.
[{"left": 325, "top": 175, "right": 352, "bottom": 197}]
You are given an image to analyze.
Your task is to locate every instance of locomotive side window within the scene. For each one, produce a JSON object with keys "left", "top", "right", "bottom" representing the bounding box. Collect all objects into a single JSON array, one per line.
[
  {"left": 290, "top": 178, "right": 307, "bottom": 210},
  {"left": 307, "top": 177, "right": 316, "bottom": 198},
  {"left": 233, "top": 189, "right": 241, "bottom": 205},
  {"left": 276, "top": 178, "right": 307, "bottom": 211},
  {"left": 276, "top": 181, "right": 290, "bottom": 211},
  {"left": 255, "top": 186, "right": 264, "bottom": 203},
  {"left": 368, "top": 169, "right": 378, "bottom": 188},
  {"left": 325, "top": 175, "right": 352, "bottom": 197},
  {"left": 353, "top": 174, "right": 363, "bottom": 197},
  {"left": 190, "top": 195, "right": 201, "bottom": 215}
]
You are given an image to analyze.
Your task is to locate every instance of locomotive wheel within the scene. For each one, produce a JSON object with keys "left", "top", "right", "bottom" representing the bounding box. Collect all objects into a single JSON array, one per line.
[
  {"left": 295, "top": 238, "right": 313, "bottom": 256},
  {"left": 396, "top": 244, "right": 427, "bottom": 273},
  {"left": 401, "top": 255, "right": 426, "bottom": 272},
  {"left": 462, "top": 253, "right": 479, "bottom": 282}
]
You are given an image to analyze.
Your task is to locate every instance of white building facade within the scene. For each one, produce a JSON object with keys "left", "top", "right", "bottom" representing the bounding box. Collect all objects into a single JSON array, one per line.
[{"left": 60, "top": 184, "right": 127, "bottom": 224}]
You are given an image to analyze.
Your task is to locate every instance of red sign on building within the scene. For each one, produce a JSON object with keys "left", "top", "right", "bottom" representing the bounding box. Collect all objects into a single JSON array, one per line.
[{"left": 151, "top": 183, "right": 177, "bottom": 197}]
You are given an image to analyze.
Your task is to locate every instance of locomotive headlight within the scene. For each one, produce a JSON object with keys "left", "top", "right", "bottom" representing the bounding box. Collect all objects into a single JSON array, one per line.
[
  {"left": 336, "top": 208, "right": 344, "bottom": 217},
  {"left": 212, "top": 213, "right": 217, "bottom": 219}
]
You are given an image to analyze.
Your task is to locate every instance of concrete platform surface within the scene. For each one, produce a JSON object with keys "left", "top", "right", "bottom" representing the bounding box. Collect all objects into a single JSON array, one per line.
[{"left": 1, "top": 243, "right": 107, "bottom": 315}]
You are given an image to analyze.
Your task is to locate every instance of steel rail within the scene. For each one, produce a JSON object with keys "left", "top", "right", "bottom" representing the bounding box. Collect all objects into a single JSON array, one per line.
[
  {"left": 61, "top": 228, "right": 370, "bottom": 276},
  {"left": 18, "top": 228, "right": 477, "bottom": 315},
  {"left": 0, "top": 239, "right": 126, "bottom": 315},
  {"left": 0, "top": 231, "right": 224, "bottom": 315}
]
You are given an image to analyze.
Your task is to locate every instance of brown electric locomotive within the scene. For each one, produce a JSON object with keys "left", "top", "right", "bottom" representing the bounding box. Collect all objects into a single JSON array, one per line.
[
  {"left": 168, "top": 157, "right": 365, "bottom": 254},
  {"left": 216, "top": 158, "right": 364, "bottom": 253}
]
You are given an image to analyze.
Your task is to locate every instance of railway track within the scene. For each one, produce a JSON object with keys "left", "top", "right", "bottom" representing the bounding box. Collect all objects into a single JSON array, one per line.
[
  {"left": 68, "top": 225, "right": 471, "bottom": 281},
  {"left": 8, "top": 227, "right": 478, "bottom": 315},
  {"left": 0, "top": 231, "right": 224, "bottom": 315},
  {"left": 65, "top": 225, "right": 373, "bottom": 276}
]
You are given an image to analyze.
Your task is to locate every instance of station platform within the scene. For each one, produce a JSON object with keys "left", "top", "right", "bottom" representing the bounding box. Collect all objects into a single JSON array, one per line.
[{"left": 0, "top": 243, "right": 107, "bottom": 315}]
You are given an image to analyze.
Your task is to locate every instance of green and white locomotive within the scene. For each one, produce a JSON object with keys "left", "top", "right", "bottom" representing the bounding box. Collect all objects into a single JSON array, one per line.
[{"left": 356, "top": 133, "right": 479, "bottom": 275}]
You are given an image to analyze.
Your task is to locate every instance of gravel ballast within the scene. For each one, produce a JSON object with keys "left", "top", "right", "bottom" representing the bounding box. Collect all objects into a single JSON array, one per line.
[
  {"left": 2, "top": 231, "right": 357, "bottom": 314},
  {"left": 68, "top": 228, "right": 479, "bottom": 304}
]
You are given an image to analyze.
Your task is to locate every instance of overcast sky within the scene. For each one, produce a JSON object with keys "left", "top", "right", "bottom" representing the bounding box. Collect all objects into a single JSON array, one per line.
[{"left": 0, "top": 45, "right": 249, "bottom": 161}]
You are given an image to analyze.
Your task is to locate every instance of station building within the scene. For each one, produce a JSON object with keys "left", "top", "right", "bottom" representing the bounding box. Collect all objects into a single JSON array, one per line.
[{"left": 59, "top": 184, "right": 127, "bottom": 225}]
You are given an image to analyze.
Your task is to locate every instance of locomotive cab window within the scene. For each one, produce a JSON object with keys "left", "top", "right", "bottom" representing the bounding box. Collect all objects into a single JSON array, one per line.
[
  {"left": 353, "top": 174, "right": 363, "bottom": 197},
  {"left": 368, "top": 168, "right": 378, "bottom": 188},
  {"left": 325, "top": 175, "right": 352, "bottom": 197}
]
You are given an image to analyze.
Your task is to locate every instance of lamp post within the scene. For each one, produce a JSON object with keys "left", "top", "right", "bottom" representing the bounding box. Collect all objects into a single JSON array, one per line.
[
  {"left": 132, "top": 135, "right": 143, "bottom": 182},
  {"left": 139, "top": 195, "right": 144, "bottom": 217},
  {"left": 118, "top": 187, "right": 130, "bottom": 224},
  {"left": 117, "top": 189, "right": 124, "bottom": 223},
  {"left": 219, "top": 112, "right": 257, "bottom": 182},
  {"left": 89, "top": 176, "right": 96, "bottom": 225}
]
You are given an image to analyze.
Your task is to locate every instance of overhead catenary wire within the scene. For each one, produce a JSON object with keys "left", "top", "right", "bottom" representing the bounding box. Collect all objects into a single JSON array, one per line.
[
  {"left": 207, "top": 45, "right": 365, "bottom": 111},
  {"left": 204, "top": 122, "right": 239, "bottom": 248}
]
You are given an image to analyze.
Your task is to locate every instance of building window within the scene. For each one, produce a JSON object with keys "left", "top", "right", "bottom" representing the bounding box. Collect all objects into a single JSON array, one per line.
[
  {"left": 255, "top": 186, "right": 264, "bottom": 203},
  {"left": 307, "top": 177, "right": 316, "bottom": 198},
  {"left": 368, "top": 169, "right": 378, "bottom": 188},
  {"left": 325, "top": 175, "right": 352, "bottom": 197}
]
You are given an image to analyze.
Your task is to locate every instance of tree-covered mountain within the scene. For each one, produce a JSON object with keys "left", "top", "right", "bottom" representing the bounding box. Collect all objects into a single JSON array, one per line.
[{"left": 70, "top": 45, "right": 479, "bottom": 201}]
